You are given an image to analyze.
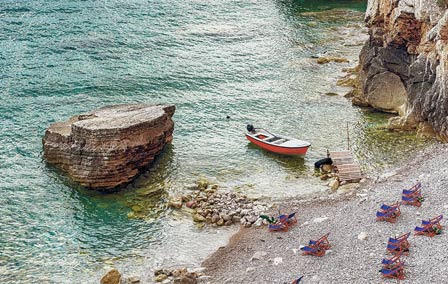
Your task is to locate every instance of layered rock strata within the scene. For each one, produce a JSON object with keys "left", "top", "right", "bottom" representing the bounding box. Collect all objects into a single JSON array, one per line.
[
  {"left": 355, "top": 0, "right": 448, "bottom": 140},
  {"left": 43, "top": 104, "right": 175, "bottom": 190}
]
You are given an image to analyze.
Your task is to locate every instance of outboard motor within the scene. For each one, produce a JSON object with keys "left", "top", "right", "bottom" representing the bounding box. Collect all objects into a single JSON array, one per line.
[{"left": 246, "top": 124, "right": 255, "bottom": 133}]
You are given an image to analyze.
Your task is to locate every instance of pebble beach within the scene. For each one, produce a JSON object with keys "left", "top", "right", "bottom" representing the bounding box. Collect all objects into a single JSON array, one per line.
[{"left": 202, "top": 143, "right": 448, "bottom": 284}]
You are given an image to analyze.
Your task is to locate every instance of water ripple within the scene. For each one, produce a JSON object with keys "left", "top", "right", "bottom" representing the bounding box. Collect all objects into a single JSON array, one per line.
[{"left": 0, "top": 0, "right": 432, "bottom": 283}]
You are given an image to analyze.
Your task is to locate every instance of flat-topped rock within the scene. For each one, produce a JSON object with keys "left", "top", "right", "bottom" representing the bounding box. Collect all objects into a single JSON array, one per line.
[{"left": 43, "top": 104, "right": 175, "bottom": 191}]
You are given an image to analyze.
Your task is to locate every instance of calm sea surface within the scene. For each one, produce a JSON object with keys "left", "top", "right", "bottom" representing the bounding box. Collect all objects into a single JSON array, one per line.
[{"left": 0, "top": 0, "right": 428, "bottom": 283}]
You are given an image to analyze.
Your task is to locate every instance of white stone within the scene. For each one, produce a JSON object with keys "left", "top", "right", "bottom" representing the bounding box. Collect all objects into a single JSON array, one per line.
[
  {"left": 329, "top": 178, "right": 339, "bottom": 190},
  {"left": 273, "top": 257, "right": 283, "bottom": 266},
  {"left": 254, "top": 218, "right": 263, "bottom": 227},
  {"left": 301, "top": 221, "right": 310, "bottom": 227},
  {"left": 313, "top": 216, "right": 329, "bottom": 223},
  {"left": 358, "top": 232, "right": 368, "bottom": 240},
  {"left": 192, "top": 267, "right": 206, "bottom": 273},
  {"left": 250, "top": 251, "right": 267, "bottom": 261},
  {"left": 292, "top": 249, "right": 298, "bottom": 255},
  {"left": 246, "top": 267, "right": 256, "bottom": 273}
]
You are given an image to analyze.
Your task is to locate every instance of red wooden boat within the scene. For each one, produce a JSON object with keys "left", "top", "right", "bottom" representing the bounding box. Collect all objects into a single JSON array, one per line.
[{"left": 245, "top": 125, "right": 311, "bottom": 156}]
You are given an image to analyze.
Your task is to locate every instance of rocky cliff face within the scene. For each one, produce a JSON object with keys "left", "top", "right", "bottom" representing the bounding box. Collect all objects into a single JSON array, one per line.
[
  {"left": 355, "top": 0, "right": 448, "bottom": 141},
  {"left": 43, "top": 104, "right": 175, "bottom": 191}
]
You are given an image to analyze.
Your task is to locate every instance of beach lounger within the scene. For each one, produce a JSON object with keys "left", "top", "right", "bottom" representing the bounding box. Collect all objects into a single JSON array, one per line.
[
  {"left": 382, "top": 254, "right": 402, "bottom": 266},
  {"left": 301, "top": 245, "right": 326, "bottom": 257},
  {"left": 402, "top": 183, "right": 423, "bottom": 206},
  {"left": 422, "top": 215, "right": 443, "bottom": 229},
  {"left": 387, "top": 232, "right": 410, "bottom": 254},
  {"left": 376, "top": 202, "right": 401, "bottom": 223},
  {"left": 402, "top": 195, "right": 422, "bottom": 207},
  {"left": 380, "top": 201, "right": 401, "bottom": 212},
  {"left": 268, "top": 222, "right": 288, "bottom": 232},
  {"left": 388, "top": 232, "right": 410, "bottom": 249},
  {"left": 414, "top": 225, "right": 435, "bottom": 237},
  {"left": 415, "top": 215, "right": 444, "bottom": 237},
  {"left": 402, "top": 182, "right": 421, "bottom": 196},
  {"left": 308, "top": 232, "right": 331, "bottom": 250},
  {"left": 387, "top": 243, "right": 409, "bottom": 256},
  {"left": 376, "top": 209, "right": 400, "bottom": 223},
  {"left": 291, "top": 276, "right": 303, "bottom": 284},
  {"left": 267, "top": 212, "right": 297, "bottom": 232},
  {"left": 277, "top": 212, "right": 298, "bottom": 226},
  {"left": 301, "top": 233, "right": 331, "bottom": 257},
  {"left": 380, "top": 262, "right": 405, "bottom": 280}
]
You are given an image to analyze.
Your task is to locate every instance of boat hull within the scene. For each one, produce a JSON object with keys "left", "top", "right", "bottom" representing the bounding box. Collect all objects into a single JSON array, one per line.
[{"left": 246, "top": 134, "right": 310, "bottom": 156}]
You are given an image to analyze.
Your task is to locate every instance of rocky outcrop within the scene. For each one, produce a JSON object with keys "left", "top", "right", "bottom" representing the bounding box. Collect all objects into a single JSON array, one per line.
[
  {"left": 355, "top": 0, "right": 448, "bottom": 141},
  {"left": 43, "top": 104, "right": 175, "bottom": 190}
]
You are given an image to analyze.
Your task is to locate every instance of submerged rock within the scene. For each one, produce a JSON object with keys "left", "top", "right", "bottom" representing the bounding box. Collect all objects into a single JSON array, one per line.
[
  {"left": 317, "top": 56, "right": 349, "bottom": 64},
  {"left": 155, "top": 274, "right": 168, "bottom": 282},
  {"left": 100, "top": 269, "right": 121, "bottom": 284},
  {"left": 42, "top": 104, "right": 175, "bottom": 191},
  {"left": 193, "top": 214, "right": 206, "bottom": 223},
  {"left": 169, "top": 197, "right": 183, "bottom": 209}
]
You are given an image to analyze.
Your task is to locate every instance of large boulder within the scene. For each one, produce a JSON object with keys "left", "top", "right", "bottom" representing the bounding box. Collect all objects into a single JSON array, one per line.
[
  {"left": 364, "top": 71, "right": 407, "bottom": 114},
  {"left": 100, "top": 269, "right": 121, "bottom": 284},
  {"left": 43, "top": 104, "right": 175, "bottom": 190}
]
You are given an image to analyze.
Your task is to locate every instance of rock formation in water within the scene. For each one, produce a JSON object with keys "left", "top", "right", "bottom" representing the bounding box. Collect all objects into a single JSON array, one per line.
[
  {"left": 354, "top": 0, "right": 448, "bottom": 141},
  {"left": 43, "top": 104, "right": 175, "bottom": 191}
]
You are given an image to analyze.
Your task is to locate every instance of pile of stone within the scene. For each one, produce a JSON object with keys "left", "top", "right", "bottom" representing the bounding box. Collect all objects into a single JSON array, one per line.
[
  {"left": 314, "top": 165, "right": 341, "bottom": 191},
  {"left": 168, "top": 180, "right": 270, "bottom": 228},
  {"left": 154, "top": 267, "right": 201, "bottom": 284}
]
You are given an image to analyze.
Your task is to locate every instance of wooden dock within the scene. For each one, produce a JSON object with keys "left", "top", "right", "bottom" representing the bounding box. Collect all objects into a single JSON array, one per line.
[{"left": 329, "top": 150, "right": 362, "bottom": 182}]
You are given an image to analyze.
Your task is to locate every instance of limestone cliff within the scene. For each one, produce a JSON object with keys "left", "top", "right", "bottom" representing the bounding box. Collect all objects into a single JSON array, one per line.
[
  {"left": 43, "top": 104, "right": 175, "bottom": 191},
  {"left": 355, "top": 0, "right": 448, "bottom": 141}
]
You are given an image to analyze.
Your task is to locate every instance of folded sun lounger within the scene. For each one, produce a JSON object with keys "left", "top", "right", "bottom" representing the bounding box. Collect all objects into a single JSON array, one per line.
[
  {"left": 376, "top": 202, "right": 401, "bottom": 223},
  {"left": 387, "top": 232, "right": 410, "bottom": 254},
  {"left": 380, "top": 262, "right": 405, "bottom": 280},
  {"left": 268, "top": 212, "right": 298, "bottom": 232},
  {"left": 402, "top": 195, "right": 423, "bottom": 207},
  {"left": 301, "top": 233, "right": 331, "bottom": 257},
  {"left": 415, "top": 215, "right": 444, "bottom": 237},
  {"left": 402, "top": 182, "right": 421, "bottom": 196}
]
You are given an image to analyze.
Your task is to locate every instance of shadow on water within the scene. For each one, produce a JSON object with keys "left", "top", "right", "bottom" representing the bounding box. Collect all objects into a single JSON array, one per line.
[
  {"left": 246, "top": 142, "right": 308, "bottom": 175},
  {"left": 44, "top": 143, "right": 177, "bottom": 225}
]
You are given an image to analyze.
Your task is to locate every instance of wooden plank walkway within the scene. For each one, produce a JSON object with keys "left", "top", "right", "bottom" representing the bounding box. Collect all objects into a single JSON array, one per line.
[{"left": 329, "top": 151, "right": 362, "bottom": 182}]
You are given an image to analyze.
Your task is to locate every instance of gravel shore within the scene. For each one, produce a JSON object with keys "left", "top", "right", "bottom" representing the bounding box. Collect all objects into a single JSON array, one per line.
[{"left": 202, "top": 143, "right": 448, "bottom": 283}]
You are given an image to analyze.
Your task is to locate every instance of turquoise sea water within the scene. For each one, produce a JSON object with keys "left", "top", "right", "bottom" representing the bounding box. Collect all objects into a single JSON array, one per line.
[{"left": 0, "top": 0, "right": 429, "bottom": 283}]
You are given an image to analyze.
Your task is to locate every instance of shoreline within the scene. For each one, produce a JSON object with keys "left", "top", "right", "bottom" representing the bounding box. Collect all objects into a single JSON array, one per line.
[{"left": 201, "top": 142, "right": 448, "bottom": 283}]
